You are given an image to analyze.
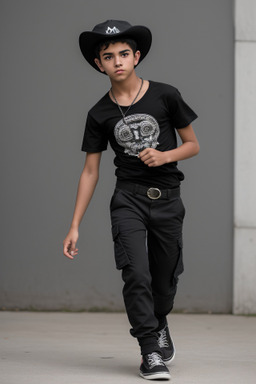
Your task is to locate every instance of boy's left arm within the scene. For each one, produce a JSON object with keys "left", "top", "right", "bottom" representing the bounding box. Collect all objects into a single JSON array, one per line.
[{"left": 138, "top": 124, "right": 200, "bottom": 167}]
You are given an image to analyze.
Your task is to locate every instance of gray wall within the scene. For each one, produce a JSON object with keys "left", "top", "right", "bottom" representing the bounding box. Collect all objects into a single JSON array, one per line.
[{"left": 0, "top": 0, "right": 234, "bottom": 312}]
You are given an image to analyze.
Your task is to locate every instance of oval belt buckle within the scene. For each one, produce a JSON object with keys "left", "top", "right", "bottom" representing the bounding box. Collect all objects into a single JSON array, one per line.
[{"left": 147, "top": 187, "right": 161, "bottom": 200}]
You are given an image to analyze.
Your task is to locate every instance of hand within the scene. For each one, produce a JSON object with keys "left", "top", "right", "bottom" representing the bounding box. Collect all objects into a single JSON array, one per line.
[
  {"left": 63, "top": 228, "right": 79, "bottom": 260},
  {"left": 138, "top": 148, "right": 167, "bottom": 167}
]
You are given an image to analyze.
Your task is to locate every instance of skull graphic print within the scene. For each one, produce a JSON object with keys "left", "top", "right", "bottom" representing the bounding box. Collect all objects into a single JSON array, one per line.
[{"left": 114, "top": 113, "right": 160, "bottom": 156}]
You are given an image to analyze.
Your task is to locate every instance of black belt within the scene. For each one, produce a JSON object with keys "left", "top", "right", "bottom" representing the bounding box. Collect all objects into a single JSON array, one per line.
[{"left": 116, "top": 181, "right": 180, "bottom": 200}]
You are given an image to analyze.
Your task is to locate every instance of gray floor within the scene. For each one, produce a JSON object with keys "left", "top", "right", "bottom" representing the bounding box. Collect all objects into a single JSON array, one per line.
[{"left": 0, "top": 312, "right": 256, "bottom": 383}]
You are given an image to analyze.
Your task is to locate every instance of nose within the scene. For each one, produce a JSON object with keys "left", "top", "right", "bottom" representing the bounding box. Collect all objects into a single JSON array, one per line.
[
  {"left": 133, "top": 129, "right": 140, "bottom": 141},
  {"left": 131, "top": 125, "right": 140, "bottom": 141},
  {"left": 114, "top": 55, "right": 122, "bottom": 67}
]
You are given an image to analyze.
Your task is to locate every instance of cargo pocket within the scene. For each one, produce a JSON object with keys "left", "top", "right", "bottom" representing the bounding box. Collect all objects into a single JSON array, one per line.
[
  {"left": 111, "top": 225, "right": 130, "bottom": 270},
  {"left": 173, "top": 237, "right": 184, "bottom": 282}
]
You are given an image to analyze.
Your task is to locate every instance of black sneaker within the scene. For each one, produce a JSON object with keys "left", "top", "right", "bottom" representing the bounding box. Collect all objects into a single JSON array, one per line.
[
  {"left": 157, "top": 325, "right": 175, "bottom": 365},
  {"left": 139, "top": 352, "right": 171, "bottom": 380}
]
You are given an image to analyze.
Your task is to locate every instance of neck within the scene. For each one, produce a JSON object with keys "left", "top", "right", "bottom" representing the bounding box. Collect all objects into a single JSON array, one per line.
[{"left": 110, "top": 72, "right": 141, "bottom": 97}]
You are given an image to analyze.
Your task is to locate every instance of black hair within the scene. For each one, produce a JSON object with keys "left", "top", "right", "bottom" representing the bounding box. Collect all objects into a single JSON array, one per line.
[{"left": 94, "top": 38, "right": 137, "bottom": 60}]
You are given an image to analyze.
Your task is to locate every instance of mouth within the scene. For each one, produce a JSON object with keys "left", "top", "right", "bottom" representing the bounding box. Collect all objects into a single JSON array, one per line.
[{"left": 115, "top": 69, "right": 124, "bottom": 74}]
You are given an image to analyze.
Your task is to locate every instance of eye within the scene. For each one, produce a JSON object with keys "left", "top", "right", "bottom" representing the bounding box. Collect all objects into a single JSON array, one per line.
[
  {"left": 104, "top": 55, "right": 112, "bottom": 61},
  {"left": 140, "top": 122, "right": 155, "bottom": 137},
  {"left": 118, "top": 126, "right": 133, "bottom": 142},
  {"left": 121, "top": 52, "right": 129, "bottom": 58}
]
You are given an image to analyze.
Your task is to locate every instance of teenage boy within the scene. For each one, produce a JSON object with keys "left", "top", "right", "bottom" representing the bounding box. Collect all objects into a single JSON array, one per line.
[{"left": 63, "top": 19, "right": 199, "bottom": 381}]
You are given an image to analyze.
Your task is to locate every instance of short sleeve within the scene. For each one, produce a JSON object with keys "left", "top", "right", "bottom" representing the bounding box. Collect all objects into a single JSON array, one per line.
[
  {"left": 169, "top": 88, "right": 198, "bottom": 129},
  {"left": 81, "top": 112, "right": 108, "bottom": 152}
]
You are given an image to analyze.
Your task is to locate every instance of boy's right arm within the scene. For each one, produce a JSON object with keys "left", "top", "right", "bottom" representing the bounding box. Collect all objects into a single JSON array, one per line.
[{"left": 63, "top": 152, "right": 102, "bottom": 260}]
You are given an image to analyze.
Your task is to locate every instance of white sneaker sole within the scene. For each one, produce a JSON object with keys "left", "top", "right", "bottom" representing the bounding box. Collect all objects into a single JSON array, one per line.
[
  {"left": 163, "top": 348, "right": 176, "bottom": 366},
  {"left": 139, "top": 371, "right": 171, "bottom": 380}
]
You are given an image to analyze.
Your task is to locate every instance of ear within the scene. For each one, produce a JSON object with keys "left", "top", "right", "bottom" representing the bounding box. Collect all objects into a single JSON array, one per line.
[
  {"left": 134, "top": 50, "right": 141, "bottom": 66},
  {"left": 94, "top": 58, "right": 105, "bottom": 73}
]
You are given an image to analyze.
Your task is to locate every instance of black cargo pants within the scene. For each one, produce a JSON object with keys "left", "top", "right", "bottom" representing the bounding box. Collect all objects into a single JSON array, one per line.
[{"left": 110, "top": 181, "right": 185, "bottom": 356}]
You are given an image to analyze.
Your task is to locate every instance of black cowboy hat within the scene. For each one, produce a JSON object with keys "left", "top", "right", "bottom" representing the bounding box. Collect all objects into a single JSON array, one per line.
[{"left": 79, "top": 19, "right": 152, "bottom": 73}]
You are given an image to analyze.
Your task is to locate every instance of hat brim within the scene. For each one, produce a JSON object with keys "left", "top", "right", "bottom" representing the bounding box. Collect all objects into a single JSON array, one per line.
[{"left": 79, "top": 25, "right": 152, "bottom": 73}]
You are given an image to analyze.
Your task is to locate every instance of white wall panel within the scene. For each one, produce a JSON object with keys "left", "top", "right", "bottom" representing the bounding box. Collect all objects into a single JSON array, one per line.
[
  {"left": 235, "top": 0, "right": 256, "bottom": 40},
  {"left": 234, "top": 228, "right": 256, "bottom": 314},
  {"left": 235, "top": 43, "right": 256, "bottom": 226},
  {"left": 234, "top": 0, "right": 256, "bottom": 314}
]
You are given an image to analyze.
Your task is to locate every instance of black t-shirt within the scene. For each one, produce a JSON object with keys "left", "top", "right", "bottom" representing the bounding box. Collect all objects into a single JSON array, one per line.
[{"left": 81, "top": 80, "right": 198, "bottom": 188}]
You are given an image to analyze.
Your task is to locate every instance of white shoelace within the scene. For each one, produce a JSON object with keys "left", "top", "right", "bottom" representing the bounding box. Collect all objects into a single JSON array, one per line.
[
  {"left": 158, "top": 328, "right": 169, "bottom": 348},
  {"left": 147, "top": 352, "right": 165, "bottom": 368}
]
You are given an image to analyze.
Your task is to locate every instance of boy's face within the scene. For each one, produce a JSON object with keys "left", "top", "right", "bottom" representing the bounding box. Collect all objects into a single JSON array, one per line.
[{"left": 94, "top": 42, "right": 140, "bottom": 81}]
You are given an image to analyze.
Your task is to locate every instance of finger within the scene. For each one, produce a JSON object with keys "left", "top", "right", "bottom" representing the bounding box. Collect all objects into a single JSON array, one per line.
[
  {"left": 140, "top": 153, "right": 152, "bottom": 162},
  {"left": 138, "top": 149, "right": 149, "bottom": 158},
  {"left": 144, "top": 156, "right": 155, "bottom": 164},
  {"left": 70, "top": 240, "right": 77, "bottom": 252},
  {"left": 64, "top": 250, "right": 74, "bottom": 259},
  {"left": 145, "top": 159, "right": 157, "bottom": 167},
  {"left": 63, "top": 241, "right": 71, "bottom": 255},
  {"left": 64, "top": 246, "right": 78, "bottom": 259},
  {"left": 63, "top": 241, "right": 75, "bottom": 259}
]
